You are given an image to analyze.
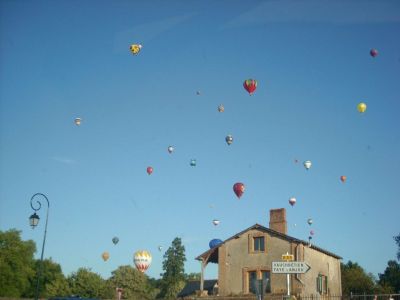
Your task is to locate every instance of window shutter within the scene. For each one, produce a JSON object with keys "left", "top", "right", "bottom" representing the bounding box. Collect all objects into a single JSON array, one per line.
[{"left": 325, "top": 276, "right": 328, "bottom": 294}]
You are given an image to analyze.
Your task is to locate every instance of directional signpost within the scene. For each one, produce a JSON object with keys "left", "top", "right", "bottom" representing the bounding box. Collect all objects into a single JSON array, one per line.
[
  {"left": 272, "top": 252, "right": 311, "bottom": 296},
  {"left": 272, "top": 261, "right": 311, "bottom": 274}
]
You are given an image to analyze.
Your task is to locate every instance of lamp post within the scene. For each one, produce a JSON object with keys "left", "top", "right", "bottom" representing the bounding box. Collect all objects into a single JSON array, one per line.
[{"left": 29, "top": 193, "right": 50, "bottom": 300}]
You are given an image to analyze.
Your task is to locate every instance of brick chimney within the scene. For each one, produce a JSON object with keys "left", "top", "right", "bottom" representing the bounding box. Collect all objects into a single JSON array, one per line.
[{"left": 269, "top": 208, "right": 287, "bottom": 235}]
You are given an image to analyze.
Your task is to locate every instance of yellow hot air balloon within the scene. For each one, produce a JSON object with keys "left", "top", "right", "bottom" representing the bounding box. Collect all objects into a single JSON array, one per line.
[
  {"left": 102, "top": 251, "right": 110, "bottom": 261},
  {"left": 130, "top": 44, "right": 142, "bottom": 55},
  {"left": 133, "top": 250, "right": 152, "bottom": 273},
  {"left": 357, "top": 102, "right": 367, "bottom": 113}
]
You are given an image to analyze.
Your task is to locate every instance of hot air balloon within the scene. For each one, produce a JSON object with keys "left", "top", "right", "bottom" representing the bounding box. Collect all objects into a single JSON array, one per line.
[
  {"left": 112, "top": 237, "right": 119, "bottom": 245},
  {"left": 370, "top": 48, "right": 378, "bottom": 57},
  {"left": 158, "top": 246, "right": 163, "bottom": 252},
  {"left": 130, "top": 44, "right": 142, "bottom": 55},
  {"left": 218, "top": 105, "right": 225, "bottom": 112},
  {"left": 102, "top": 251, "right": 110, "bottom": 261},
  {"left": 133, "top": 250, "right": 152, "bottom": 273},
  {"left": 209, "top": 238, "right": 223, "bottom": 249},
  {"left": 243, "top": 79, "right": 257, "bottom": 95},
  {"left": 147, "top": 167, "right": 153, "bottom": 175},
  {"left": 303, "top": 160, "right": 312, "bottom": 170},
  {"left": 75, "top": 118, "right": 81, "bottom": 126},
  {"left": 196, "top": 91, "right": 201, "bottom": 95},
  {"left": 233, "top": 182, "right": 245, "bottom": 198},
  {"left": 212, "top": 219, "right": 220, "bottom": 226},
  {"left": 307, "top": 218, "right": 313, "bottom": 226},
  {"left": 190, "top": 159, "right": 196, "bottom": 167},
  {"left": 167, "top": 146, "right": 174, "bottom": 153},
  {"left": 310, "top": 230, "right": 315, "bottom": 236},
  {"left": 225, "top": 135, "right": 233, "bottom": 145},
  {"left": 289, "top": 197, "right": 296, "bottom": 207},
  {"left": 340, "top": 175, "right": 347, "bottom": 183},
  {"left": 357, "top": 102, "right": 367, "bottom": 113}
]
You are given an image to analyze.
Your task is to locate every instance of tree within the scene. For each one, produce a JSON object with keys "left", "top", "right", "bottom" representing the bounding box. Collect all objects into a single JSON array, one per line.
[
  {"left": 107, "top": 265, "right": 155, "bottom": 300},
  {"left": 0, "top": 229, "right": 36, "bottom": 297},
  {"left": 394, "top": 233, "right": 400, "bottom": 261},
  {"left": 341, "top": 261, "right": 376, "bottom": 295},
  {"left": 379, "top": 260, "right": 400, "bottom": 293},
  {"left": 185, "top": 272, "right": 201, "bottom": 281},
  {"left": 68, "top": 268, "right": 106, "bottom": 298},
  {"left": 24, "top": 258, "right": 70, "bottom": 297},
  {"left": 158, "top": 237, "right": 186, "bottom": 299}
]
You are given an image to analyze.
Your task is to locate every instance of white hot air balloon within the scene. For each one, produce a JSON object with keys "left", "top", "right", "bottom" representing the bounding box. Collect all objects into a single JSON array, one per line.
[
  {"left": 212, "top": 219, "right": 220, "bottom": 226},
  {"left": 303, "top": 160, "right": 312, "bottom": 170},
  {"left": 289, "top": 197, "right": 296, "bottom": 207}
]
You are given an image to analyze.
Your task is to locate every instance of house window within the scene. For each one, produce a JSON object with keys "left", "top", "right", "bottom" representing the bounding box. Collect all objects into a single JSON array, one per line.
[
  {"left": 316, "top": 274, "right": 328, "bottom": 295},
  {"left": 253, "top": 236, "right": 265, "bottom": 251},
  {"left": 261, "top": 271, "right": 271, "bottom": 293},
  {"left": 249, "top": 271, "right": 258, "bottom": 294}
]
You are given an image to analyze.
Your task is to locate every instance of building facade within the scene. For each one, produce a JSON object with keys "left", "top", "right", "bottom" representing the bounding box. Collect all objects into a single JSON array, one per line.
[{"left": 196, "top": 208, "right": 342, "bottom": 297}]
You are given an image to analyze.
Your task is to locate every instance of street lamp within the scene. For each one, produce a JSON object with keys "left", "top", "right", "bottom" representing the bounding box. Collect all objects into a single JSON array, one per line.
[{"left": 29, "top": 193, "right": 50, "bottom": 300}]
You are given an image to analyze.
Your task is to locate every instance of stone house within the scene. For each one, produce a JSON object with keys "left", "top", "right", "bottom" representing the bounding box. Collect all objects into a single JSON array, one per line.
[{"left": 195, "top": 208, "right": 342, "bottom": 297}]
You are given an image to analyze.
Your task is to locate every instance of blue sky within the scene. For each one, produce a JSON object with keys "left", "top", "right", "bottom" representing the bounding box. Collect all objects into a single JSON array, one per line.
[{"left": 1, "top": 0, "right": 399, "bottom": 280}]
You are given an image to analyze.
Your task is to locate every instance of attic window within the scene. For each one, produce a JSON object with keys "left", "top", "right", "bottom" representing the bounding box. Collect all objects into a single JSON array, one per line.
[{"left": 254, "top": 236, "right": 265, "bottom": 251}]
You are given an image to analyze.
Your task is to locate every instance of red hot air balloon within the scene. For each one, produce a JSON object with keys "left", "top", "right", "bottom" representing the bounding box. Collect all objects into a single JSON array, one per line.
[
  {"left": 370, "top": 49, "right": 378, "bottom": 57},
  {"left": 147, "top": 167, "right": 153, "bottom": 175},
  {"left": 233, "top": 182, "right": 245, "bottom": 198},
  {"left": 243, "top": 79, "right": 257, "bottom": 95},
  {"left": 340, "top": 175, "right": 346, "bottom": 183}
]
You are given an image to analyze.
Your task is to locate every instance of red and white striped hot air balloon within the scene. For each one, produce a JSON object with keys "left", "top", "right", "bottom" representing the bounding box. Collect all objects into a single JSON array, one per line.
[{"left": 133, "top": 250, "right": 152, "bottom": 273}]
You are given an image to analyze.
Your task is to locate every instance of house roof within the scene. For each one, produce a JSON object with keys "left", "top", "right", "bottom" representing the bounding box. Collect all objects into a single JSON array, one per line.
[
  {"left": 177, "top": 279, "right": 218, "bottom": 298},
  {"left": 196, "top": 223, "right": 342, "bottom": 263}
]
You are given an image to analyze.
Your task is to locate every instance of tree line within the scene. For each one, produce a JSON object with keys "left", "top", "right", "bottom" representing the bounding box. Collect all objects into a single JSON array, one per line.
[
  {"left": 0, "top": 229, "right": 192, "bottom": 299},
  {"left": 340, "top": 233, "right": 399, "bottom": 295},
  {"left": 1, "top": 229, "right": 399, "bottom": 299}
]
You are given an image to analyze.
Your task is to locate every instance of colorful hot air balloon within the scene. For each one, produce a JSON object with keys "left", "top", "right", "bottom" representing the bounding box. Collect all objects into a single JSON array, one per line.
[
  {"left": 130, "top": 44, "right": 142, "bottom": 55},
  {"left": 218, "top": 104, "right": 225, "bottom": 112},
  {"left": 243, "top": 79, "right": 257, "bottom": 95},
  {"left": 310, "top": 230, "right": 315, "bottom": 236},
  {"left": 357, "top": 102, "right": 367, "bottom": 113},
  {"left": 167, "top": 146, "right": 174, "bottom": 153},
  {"left": 147, "top": 167, "right": 153, "bottom": 175},
  {"left": 370, "top": 48, "right": 378, "bottom": 57},
  {"left": 225, "top": 135, "right": 233, "bottom": 145},
  {"left": 289, "top": 197, "right": 296, "bottom": 207},
  {"left": 340, "top": 175, "right": 347, "bottom": 183},
  {"left": 75, "top": 118, "right": 81, "bottom": 126},
  {"left": 102, "top": 251, "right": 110, "bottom": 261},
  {"left": 112, "top": 237, "right": 119, "bottom": 245},
  {"left": 303, "top": 160, "right": 312, "bottom": 170},
  {"left": 190, "top": 159, "right": 196, "bottom": 167},
  {"left": 233, "top": 182, "right": 245, "bottom": 198},
  {"left": 133, "top": 250, "right": 152, "bottom": 273},
  {"left": 212, "top": 219, "right": 220, "bottom": 226},
  {"left": 307, "top": 218, "right": 313, "bottom": 226},
  {"left": 209, "top": 238, "right": 223, "bottom": 249}
]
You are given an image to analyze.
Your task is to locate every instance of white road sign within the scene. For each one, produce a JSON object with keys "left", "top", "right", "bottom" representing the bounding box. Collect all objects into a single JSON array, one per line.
[{"left": 272, "top": 261, "right": 311, "bottom": 274}]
